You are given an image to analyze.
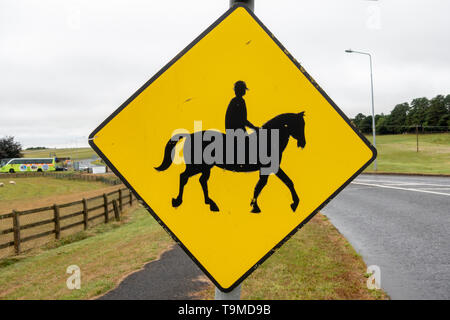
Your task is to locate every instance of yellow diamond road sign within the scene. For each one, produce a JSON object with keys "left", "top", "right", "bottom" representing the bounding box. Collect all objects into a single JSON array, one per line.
[{"left": 89, "top": 5, "right": 376, "bottom": 291}]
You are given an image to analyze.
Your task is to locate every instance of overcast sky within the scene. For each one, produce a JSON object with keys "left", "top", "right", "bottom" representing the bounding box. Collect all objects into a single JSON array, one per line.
[{"left": 1, "top": 0, "right": 449, "bottom": 148}]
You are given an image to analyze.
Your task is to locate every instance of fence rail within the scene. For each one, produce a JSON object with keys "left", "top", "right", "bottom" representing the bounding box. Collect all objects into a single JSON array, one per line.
[
  {"left": 2, "top": 171, "right": 122, "bottom": 185},
  {"left": 0, "top": 187, "right": 135, "bottom": 255}
]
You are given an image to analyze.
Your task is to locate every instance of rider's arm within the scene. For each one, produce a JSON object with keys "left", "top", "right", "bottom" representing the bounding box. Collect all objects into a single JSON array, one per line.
[
  {"left": 242, "top": 102, "right": 258, "bottom": 130},
  {"left": 245, "top": 120, "right": 258, "bottom": 130}
]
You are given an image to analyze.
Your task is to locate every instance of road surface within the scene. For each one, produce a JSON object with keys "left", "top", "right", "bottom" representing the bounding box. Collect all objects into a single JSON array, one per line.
[
  {"left": 77, "top": 158, "right": 101, "bottom": 169},
  {"left": 99, "top": 245, "right": 210, "bottom": 300},
  {"left": 322, "top": 174, "right": 450, "bottom": 299}
]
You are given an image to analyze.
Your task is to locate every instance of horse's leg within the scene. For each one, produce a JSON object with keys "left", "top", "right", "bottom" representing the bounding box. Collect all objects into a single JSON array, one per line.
[
  {"left": 250, "top": 173, "right": 269, "bottom": 213},
  {"left": 199, "top": 168, "right": 219, "bottom": 212},
  {"left": 275, "top": 168, "right": 299, "bottom": 212},
  {"left": 172, "top": 166, "right": 196, "bottom": 207}
]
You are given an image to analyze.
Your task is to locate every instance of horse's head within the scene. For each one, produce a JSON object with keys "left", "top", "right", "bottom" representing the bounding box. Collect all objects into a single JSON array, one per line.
[
  {"left": 290, "top": 112, "right": 306, "bottom": 149},
  {"left": 263, "top": 112, "right": 306, "bottom": 150}
]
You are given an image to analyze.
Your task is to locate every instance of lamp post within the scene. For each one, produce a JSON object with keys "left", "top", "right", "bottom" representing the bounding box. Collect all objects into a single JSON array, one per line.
[{"left": 345, "top": 49, "right": 377, "bottom": 171}]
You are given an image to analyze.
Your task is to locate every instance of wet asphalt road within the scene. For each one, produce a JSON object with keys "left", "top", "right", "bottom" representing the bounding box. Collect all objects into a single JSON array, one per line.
[{"left": 322, "top": 174, "right": 450, "bottom": 300}]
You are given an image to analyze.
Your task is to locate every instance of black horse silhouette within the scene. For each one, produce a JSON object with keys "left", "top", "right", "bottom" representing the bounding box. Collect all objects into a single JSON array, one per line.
[{"left": 155, "top": 112, "right": 306, "bottom": 213}]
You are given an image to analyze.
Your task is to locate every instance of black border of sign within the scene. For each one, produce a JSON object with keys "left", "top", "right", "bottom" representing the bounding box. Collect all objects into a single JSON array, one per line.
[{"left": 88, "top": 4, "right": 377, "bottom": 293}]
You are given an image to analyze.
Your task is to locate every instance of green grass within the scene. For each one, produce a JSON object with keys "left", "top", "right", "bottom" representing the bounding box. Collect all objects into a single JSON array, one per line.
[
  {"left": 0, "top": 208, "right": 172, "bottom": 299},
  {"left": 199, "top": 214, "right": 387, "bottom": 300},
  {"left": 22, "top": 147, "right": 96, "bottom": 160},
  {"left": 241, "top": 215, "right": 387, "bottom": 299},
  {"left": 0, "top": 176, "right": 125, "bottom": 259},
  {"left": 365, "top": 133, "right": 450, "bottom": 174},
  {"left": 0, "top": 208, "right": 386, "bottom": 300},
  {"left": 0, "top": 177, "right": 106, "bottom": 204}
]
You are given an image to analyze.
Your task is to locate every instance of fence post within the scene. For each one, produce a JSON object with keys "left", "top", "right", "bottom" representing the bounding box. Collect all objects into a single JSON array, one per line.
[
  {"left": 103, "top": 193, "right": 109, "bottom": 223},
  {"left": 113, "top": 200, "right": 120, "bottom": 221},
  {"left": 12, "top": 210, "right": 21, "bottom": 255},
  {"left": 129, "top": 190, "right": 133, "bottom": 206},
  {"left": 118, "top": 189, "right": 123, "bottom": 211},
  {"left": 53, "top": 204, "right": 61, "bottom": 240},
  {"left": 82, "top": 198, "right": 88, "bottom": 230}
]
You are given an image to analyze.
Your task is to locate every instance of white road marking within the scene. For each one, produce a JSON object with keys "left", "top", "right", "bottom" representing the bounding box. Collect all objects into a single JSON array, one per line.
[
  {"left": 351, "top": 182, "right": 450, "bottom": 197},
  {"left": 382, "top": 182, "right": 428, "bottom": 186},
  {"left": 355, "top": 179, "right": 450, "bottom": 188},
  {"left": 354, "top": 178, "right": 410, "bottom": 184}
]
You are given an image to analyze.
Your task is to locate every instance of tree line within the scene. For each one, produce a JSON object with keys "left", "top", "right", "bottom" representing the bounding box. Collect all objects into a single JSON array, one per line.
[
  {"left": 0, "top": 136, "right": 22, "bottom": 159},
  {"left": 25, "top": 146, "right": 47, "bottom": 150},
  {"left": 352, "top": 94, "right": 450, "bottom": 134}
]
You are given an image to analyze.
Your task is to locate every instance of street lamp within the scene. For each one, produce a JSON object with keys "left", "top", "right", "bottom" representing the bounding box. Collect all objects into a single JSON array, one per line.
[{"left": 345, "top": 49, "right": 377, "bottom": 171}]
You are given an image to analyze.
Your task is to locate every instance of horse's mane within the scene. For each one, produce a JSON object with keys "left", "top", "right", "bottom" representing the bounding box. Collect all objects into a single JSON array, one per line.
[{"left": 262, "top": 113, "right": 302, "bottom": 129}]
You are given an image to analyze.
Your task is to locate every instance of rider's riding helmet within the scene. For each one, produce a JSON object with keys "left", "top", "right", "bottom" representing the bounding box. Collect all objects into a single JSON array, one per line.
[
  {"left": 234, "top": 81, "right": 249, "bottom": 96},
  {"left": 234, "top": 81, "right": 248, "bottom": 91}
]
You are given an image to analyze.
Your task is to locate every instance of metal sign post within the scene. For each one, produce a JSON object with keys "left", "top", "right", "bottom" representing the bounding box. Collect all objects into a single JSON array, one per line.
[
  {"left": 230, "top": 0, "right": 254, "bottom": 12},
  {"left": 215, "top": 285, "right": 242, "bottom": 300}
]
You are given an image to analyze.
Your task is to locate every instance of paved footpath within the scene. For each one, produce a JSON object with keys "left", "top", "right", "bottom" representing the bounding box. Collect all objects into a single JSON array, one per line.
[{"left": 99, "top": 245, "right": 210, "bottom": 300}]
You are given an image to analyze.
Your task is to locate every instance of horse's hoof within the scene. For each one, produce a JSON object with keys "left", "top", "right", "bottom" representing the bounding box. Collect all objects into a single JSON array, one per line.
[
  {"left": 290, "top": 201, "right": 299, "bottom": 212},
  {"left": 251, "top": 205, "right": 261, "bottom": 214},
  {"left": 172, "top": 197, "right": 182, "bottom": 207},
  {"left": 209, "top": 202, "right": 220, "bottom": 212}
]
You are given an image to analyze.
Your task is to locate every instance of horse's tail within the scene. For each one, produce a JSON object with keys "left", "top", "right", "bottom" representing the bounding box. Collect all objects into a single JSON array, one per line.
[{"left": 154, "top": 133, "right": 188, "bottom": 172}]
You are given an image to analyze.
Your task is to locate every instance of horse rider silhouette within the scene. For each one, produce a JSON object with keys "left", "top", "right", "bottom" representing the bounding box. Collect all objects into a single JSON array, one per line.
[
  {"left": 155, "top": 79, "right": 307, "bottom": 213},
  {"left": 225, "top": 81, "right": 258, "bottom": 132}
]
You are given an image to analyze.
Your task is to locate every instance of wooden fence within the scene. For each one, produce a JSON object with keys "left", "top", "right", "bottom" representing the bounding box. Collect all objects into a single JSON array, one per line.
[
  {"left": 4, "top": 171, "right": 122, "bottom": 185},
  {"left": 0, "top": 187, "right": 135, "bottom": 255}
]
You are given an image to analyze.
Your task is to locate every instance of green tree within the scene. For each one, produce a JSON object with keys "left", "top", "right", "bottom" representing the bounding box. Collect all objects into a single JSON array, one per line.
[
  {"left": 352, "top": 113, "right": 366, "bottom": 132},
  {"left": 376, "top": 114, "right": 389, "bottom": 134},
  {"left": 407, "top": 97, "right": 429, "bottom": 128},
  {"left": 389, "top": 102, "right": 410, "bottom": 133},
  {"left": 361, "top": 115, "right": 373, "bottom": 134},
  {"left": 444, "top": 94, "right": 450, "bottom": 126},
  {"left": 0, "top": 136, "right": 23, "bottom": 159},
  {"left": 425, "top": 95, "right": 449, "bottom": 130}
]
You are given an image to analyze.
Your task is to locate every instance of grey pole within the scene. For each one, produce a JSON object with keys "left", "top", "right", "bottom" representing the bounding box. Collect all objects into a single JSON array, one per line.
[
  {"left": 345, "top": 49, "right": 377, "bottom": 171},
  {"left": 369, "top": 54, "right": 377, "bottom": 170},
  {"left": 213, "top": 0, "right": 255, "bottom": 301},
  {"left": 230, "top": 0, "right": 254, "bottom": 12},
  {"left": 215, "top": 286, "right": 242, "bottom": 300},
  {"left": 368, "top": 53, "right": 377, "bottom": 171}
]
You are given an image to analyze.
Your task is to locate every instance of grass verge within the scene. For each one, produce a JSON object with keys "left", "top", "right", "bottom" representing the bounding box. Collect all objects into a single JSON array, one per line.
[
  {"left": 0, "top": 209, "right": 387, "bottom": 299},
  {"left": 0, "top": 176, "right": 127, "bottom": 258},
  {"left": 22, "top": 147, "right": 96, "bottom": 160},
  {"left": 364, "top": 133, "right": 450, "bottom": 174},
  {"left": 200, "top": 214, "right": 388, "bottom": 300},
  {"left": 0, "top": 177, "right": 108, "bottom": 205},
  {"left": 0, "top": 207, "right": 172, "bottom": 299}
]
